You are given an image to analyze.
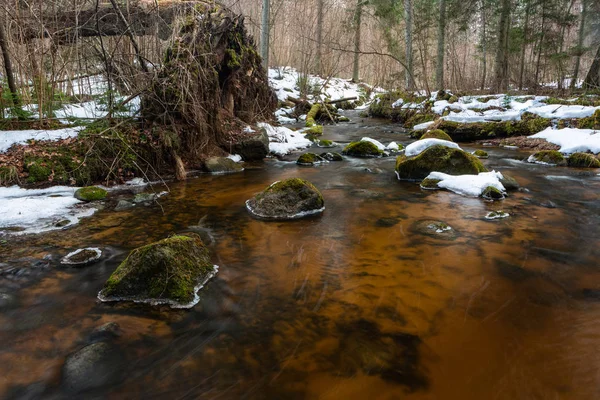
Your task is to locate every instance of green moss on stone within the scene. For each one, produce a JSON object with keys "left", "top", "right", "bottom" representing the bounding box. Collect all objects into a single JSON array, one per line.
[
  {"left": 531, "top": 150, "right": 566, "bottom": 165},
  {"left": 100, "top": 233, "right": 213, "bottom": 305},
  {"left": 473, "top": 150, "right": 489, "bottom": 158},
  {"left": 342, "top": 141, "right": 383, "bottom": 158},
  {"left": 297, "top": 153, "right": 324, "bottom": 165},
  {"left": 306, "top": 125, "right": 323, "bottom": 135},
  {"left": 318, "top": 139, "right": 333, "bottom": 147},
  {"left": 321, "top": 152, "right": 343, "bottom": 161},
  {"left": 420, "top": 178, "right": 441, "bottom": 189},
  {"left": 420, "top": 129, "right": 453, "bottom": 142},
  {"left": 567, "top": 152, "right": 600, "bottom": 168},
  {"left": 75, "top": 186, "right": 108, "bottom": 202},
  {"left": 395, "top": 145, "right": 487, "bottom": 181},
  {"left": 482, "top": 186, "right": 504, "bottom": 200}
]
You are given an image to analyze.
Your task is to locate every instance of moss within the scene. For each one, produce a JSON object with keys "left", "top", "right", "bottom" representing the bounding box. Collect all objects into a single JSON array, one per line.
[
  {"left": 318, "top": 139, "right": 333, "bottom": 147},
  {"left": 482, "top": 186, "right": 504, "bottom": 200},
  {"left": 432, "top": 113, "right": 552, "bottom": 142},
  {"left": 342, "top": 141, "right": 383, "bottom": 158},
  {"left": 321, "top": 152, "right": 343, "bottom": 161},
  {"left": 575, "top": 109, "right": 600, "bottom": 130},
  {"left": 531, "top": 150, "right": 566, "bottom": 165},
  {"left": 404, "top": 112, "right": 436, "bottom": 129},
  {"left": 75, "top": 186, "right": 108, "bottom": 202},
  {"left": 367, "top": 90, "right": 427, "bottom": 120},
  {"left": 305, "top": 104, "right": 321, "bottom": 127},
  {"left": 249, "top": 178, "right": 324, "bottom": 219},
  {"left": 448, "top": 96, "right": 458, "bottom": 104},
  {"left": 473, "top": 150, "right": 489, "bottom": 159},
  {"left": 436, "top": 90, "right": 452, "bottom": 101},
  {"left": 297, "top": 153, "right": 324, "bottom": 165},
  {"left": 567, "top": 152, "right": 600, "bottom": 168},
  {"left": 396, "top": 145, "right": 487, "bottom": 181},
  {"left": 100, "top": 233, "right": 213, "bottom": 305},
  {"left": 306, "top": 125, "right": 323, "bottom": 135},
  {"left": 420, "top": 178, "right": 441, "bottom": 190},
  {"left": 225, "top": 48, "right": 242, "bottom": 69},
  {"left": 337, "top": 116, "right": 351, "bottom": 122},
  {"left": 420, "top": 129, "right": 453, "bottom": 142}
]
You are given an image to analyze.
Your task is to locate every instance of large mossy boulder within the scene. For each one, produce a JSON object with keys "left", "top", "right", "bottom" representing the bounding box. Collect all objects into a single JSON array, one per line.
[
  {"left": 231, "top": 128, "right": 270, "bottom": 161},
  {"left": 420, "top": 129, "right": 453, "bottom": 142},
  {"left": 567, "top": 152, "right": 600, "bottom": 168},
  {"left": 342, "top": 141, "right": 383, "bottom": 158},
  {"left": 395, "top": 145, "right": 487, "bottom": 181},
  {"left": 98, "top": 233, "right": 215, "bottom": 307},
  {"left": 74, "top": 186, "right": 107, "bottom": 202},
  {"left": 202, "top": 157, "right": 243, "bottom": 173},
  {"left": 246, "top": 178, "right": 324, "bottom": 219},
  {"left": 528, "top": 150, "right": 566, "bottom": 166}
]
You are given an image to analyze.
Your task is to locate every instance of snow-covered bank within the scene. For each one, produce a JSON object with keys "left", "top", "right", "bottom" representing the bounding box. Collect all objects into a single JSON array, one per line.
[
  {"left": 0, "top": 127, "right": 84, "bottom": 153},
  {"left": 258, "top": 123, "right": 312, "bottom": 156},
  {"left": 0, "top": 186, "right": 96, "bottom": 235},
  {"left": 530, "top": 128, "right": 600, "bottom": 154}
]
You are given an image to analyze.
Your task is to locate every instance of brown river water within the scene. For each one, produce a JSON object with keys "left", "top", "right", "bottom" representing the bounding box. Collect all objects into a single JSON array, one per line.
[{"left": 1, "top": 114, "right": 600, "bottom": 399}]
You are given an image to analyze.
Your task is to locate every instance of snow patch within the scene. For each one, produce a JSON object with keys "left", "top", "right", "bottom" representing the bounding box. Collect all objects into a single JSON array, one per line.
[
  {"left": 426, "top": 171, "right": 506, "bottom": 197},
  {"left": 405, "top": 138, "right": 461, "bottom": 157},
  {"left": 530, "top": 127, "right": 600, "bottom": 154},
  {"left": 0, "top": 127, "right": 84, "bottom": 153},
  {"left": 258, "top": 122, "right": 312, "bottom": 156},
  {"left": 360, "top": 137, "right": 386, "bottom": 151}
]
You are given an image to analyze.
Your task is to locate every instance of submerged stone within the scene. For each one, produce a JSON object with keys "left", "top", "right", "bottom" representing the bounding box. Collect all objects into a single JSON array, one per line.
[
  {"left": 74, "top": 186, "right": 107, "bottom": 202},
  {"left": 62, "top": 342, "right": 124, "bottom": 393},
  {"left": 342, "top": 141, "right": 383, "bottom": 158},
  {"left": 98, "top": 233, "right": 217, "bottom": 307},
  {"left": 202, "top": 157, "right": 243, "bottom": 174},
  {"left": 246, "top": 178, "right": 324, "bottom": 220},
  {"left": 411, "top": 219, "right": 457, "bottom": 240},
  {"left": 395, "top": 145, "right": 487, "bottom": 181},
  {"left": 567, "top": 152, "right": 600, "bottom": 168}
]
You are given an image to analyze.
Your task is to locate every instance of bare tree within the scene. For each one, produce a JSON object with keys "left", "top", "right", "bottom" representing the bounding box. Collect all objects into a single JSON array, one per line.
[
  {"left": 261, "top": 0, "right": 270, "bottom": 69},
  {"left": 435, "top": 0, "right": 446, "bottom": 90}
]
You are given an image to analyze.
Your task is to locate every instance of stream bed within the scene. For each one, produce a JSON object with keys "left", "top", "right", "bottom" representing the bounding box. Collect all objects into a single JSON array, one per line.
[{"left": 1, "top": 114, "right": 600, "bottom": 399}]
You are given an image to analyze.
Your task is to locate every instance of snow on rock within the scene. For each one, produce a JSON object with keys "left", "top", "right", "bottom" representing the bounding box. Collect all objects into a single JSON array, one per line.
[
  {"left": 386, "top": 142, "right": 401, "bottom": 151},
  {"left": 413, "top": 121, "right": 435, "bottom": 131},
  {"left": 405, "top": 138, "right": 461, "bottom": 157},
  {"left": 0, "top": 127, "right": 84, "bottom": 153},
  {"left": 227, "top": 154, "right": 243, "bottom": 163},
  {"left": 427, "top": 171, "right": 506, "bottom": 198},
  {"left": 528, "top": 104, "right": 600, "bottom": 120},
  {"left": 531, "top": 127, "right": 600, "bottom": 154},
  {"left": 360, "top": 137, "right": 386, "bottom": 151},
  {"left": 258, "top": 122, "right": 312, "bottom": 156},
  {"left": 0, "top": 186, "right": 96, "bottom": 235}
]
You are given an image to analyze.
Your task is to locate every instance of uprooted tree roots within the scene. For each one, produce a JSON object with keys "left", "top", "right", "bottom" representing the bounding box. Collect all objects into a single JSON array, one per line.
[{"left": 141, "top": 3, "right": 276, "bottom": 176}]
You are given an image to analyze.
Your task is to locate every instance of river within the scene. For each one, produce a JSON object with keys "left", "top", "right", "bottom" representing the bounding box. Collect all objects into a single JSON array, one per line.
[{"left": 1, "top": 113, "right": 600, "bottom": 399}]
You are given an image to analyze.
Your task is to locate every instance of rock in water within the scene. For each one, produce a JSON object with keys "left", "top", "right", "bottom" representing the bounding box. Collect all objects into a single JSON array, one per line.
[
  {"left": 98, "top": 233, "right": 217, "bottom": 308},
  {"left": 342, "top": 141, "right": 383, "bottom": 158},
  {"left": 202, "top": 157, "right": 244, "bottom": 173},
  {"left": 567, "top": 153, "right": 600, "bottom": 168},
  {"left": 74, "top": 186, "right": 107, "bottom": 202},
  {"left": 231, "top": 128, "right": 270, "bottom": 161},
  {"left": 62, "top": 342, "right": 123, "bottom": 393},
  {"left": 61, "top": 248, "right": 102, "bottom": 267},
  {"left": 527, "top": 150, "right": 566, "bottom": 166},
  {"left": 396, "top": 145, "right": 487, "bottom": 181},
  {"left": 420, "top": 129, "right": 453, "bottom": 142},
  {"left": 246, "top": 178, "right": 325, "bottom": 220}
]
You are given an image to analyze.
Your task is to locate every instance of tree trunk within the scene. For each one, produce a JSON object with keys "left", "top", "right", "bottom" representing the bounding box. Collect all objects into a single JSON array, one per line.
[
  {"left": 261, "top": 0, "right": 270, "bottom": 70},
  {"left": 404, "top": 0, "right": 413, "bottom": 90},
  {"left": 518, "top": 1, "right": 531, "bottom": 90},
  {"left": 315, "top": 0, "right": 324, "bottom": 75},
  {"left": 584, "top": 45, "right": 600, "bottom": 89},
  {"left": 435, "top": 0, "right": 447, "bottom": 90},
  {"left": 534, "top": 1, "right": 547, "bottom": 85},
  {"left": 0, "top": 17, "right": 20, "bottom": 107},
  {"left": 571, "top": 0, "right": 587, "bottom": 89},
  {"left": 480, "top": 0, "right": 487, "bottom": 90},
  {"left": 494, "top": 0, "right": 511, "bottom": 92},
  {"left": 352, "top": 0, "right": 363, "bottom": 82}
]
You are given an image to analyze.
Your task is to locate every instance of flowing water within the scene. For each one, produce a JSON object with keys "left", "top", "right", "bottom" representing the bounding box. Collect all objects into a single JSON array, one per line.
[{"left": 2, "top": 114, "right": 600, "bottom": 399}]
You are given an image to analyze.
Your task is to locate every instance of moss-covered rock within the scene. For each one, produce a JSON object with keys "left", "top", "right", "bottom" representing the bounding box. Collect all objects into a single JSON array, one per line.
[
  {"left": 448, "top": 95, "right": 458, "bottom": 104},
  {"left": 396, "top": 145, "right": 487, "bottom": 181},
  {"left": 246, "top": 178, "right": 324, "bottom": 219},
  {"left": 321, "top": 152, "right": 343, "bottom": 161},
  {"left": 567, "top": 152, "right": 600, "bottom": 168},
  {"left": 528, "top": 150, "right": 566, "bottom": 166},
  {"left": 317, "top": 139, "right": 334, "bottom": 147},
  {"left": 482, "top": 186, "right": 505, "bottom": 200},
  {"left": 297, "top": 153, "right": 325, "bottom": 165},
  {"left": 421, "top": 129, "right": 453, "bottom": 142},
  {"left": 342, "top": 141, "right": 383, "bottom": 158},
  {"left": 432, "top": 112, "right": 552, "bottom": 142},
  {"left": 575, "top": 109, "right": 600, "bottom": 129},
  {"left": 473, "top": 150, "right": 489, "bottom": 159},
  {"left": 420, "top": 178, "right": 441, "bottom": 190},
  {"left": 202, "top": 157, "right": 243, "bottom": 173},
  {"left": 98, "top": 233, "right": 215, "bottom": 307},
  {"left": 75, "top": 186, "right": 107, "bottom": 202},
  {"left": 305, "top": 125, "right": 324, "bottom": 135}
]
